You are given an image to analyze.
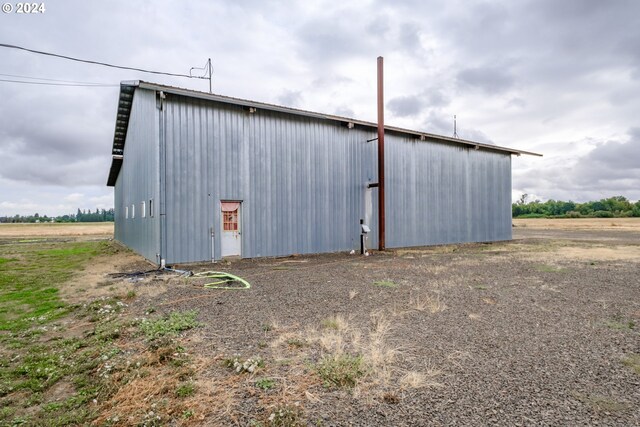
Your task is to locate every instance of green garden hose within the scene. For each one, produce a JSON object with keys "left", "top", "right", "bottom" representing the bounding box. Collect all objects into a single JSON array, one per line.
[{"left": 189, "top": 271, "right": 251, "bottom": 290}]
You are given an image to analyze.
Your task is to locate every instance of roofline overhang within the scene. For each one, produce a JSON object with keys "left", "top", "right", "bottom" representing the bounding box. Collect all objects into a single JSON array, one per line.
[{"left": 106, "top": 80, "right": 542, "bottom": 186}]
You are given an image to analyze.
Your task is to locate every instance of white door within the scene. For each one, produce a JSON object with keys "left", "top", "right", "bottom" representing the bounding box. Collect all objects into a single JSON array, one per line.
[
  {"left": 364, "top": 187, "right": 372, "bottom": 228},
  {"left": 221, "top": 201, "right": 241, "bottom": 257}
]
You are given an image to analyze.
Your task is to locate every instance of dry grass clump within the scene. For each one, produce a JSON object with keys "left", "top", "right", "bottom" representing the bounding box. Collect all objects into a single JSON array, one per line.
[
  {"left": 366, "top": 313, "right": 398, "bottom": 372},
  {"left": 410, "top": 293, "right": 447, "bottom": 313},
  {"left": 321, "top": 314, "right": 349, "bottom": 331},
  {"left": 399, "top": 368, "right": 443, "bottom": 390},
  {"left": 94, "top": 347, "right": 225, "bottom": 426},
  {"left": 267, "top": 309, "right": 444, "bottom": 409},
  {"left": 622, "top": 353, "right": 640, "bottom": 375}
]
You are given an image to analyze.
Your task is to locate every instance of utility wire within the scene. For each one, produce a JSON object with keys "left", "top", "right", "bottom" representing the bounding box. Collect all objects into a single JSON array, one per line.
[
  {"left": 0, "top": 43, "right": 207, "bottom": 79},
  {"left": 0, "top": 72, "right": 113, "bottom": 85},
  {"left": 0, "top": 78, "right": 118, "bottom": 87}
]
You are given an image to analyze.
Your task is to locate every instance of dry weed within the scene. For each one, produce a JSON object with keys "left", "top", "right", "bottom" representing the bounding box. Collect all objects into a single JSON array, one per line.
[
  {"left": 447, "top": 350, "right": 473, "bottom": 369},
  {"left": 409, "top": 295, "right": 427, "bottom": 311},
  {"left": 364, "top": 313, "right": 400, "bottom": 386},
  {"left": 468, "top": 313, "right": 482, "bottom": 321},
  {"left": 399, "top": 368, "right": 442, "bottom": 390},
  {"left": 425, "top": 294, "right": 447, "bottom": 313},
  {"left": 322, "top": 314, "right": 349, "bottom": 331},
  {"left": 94, "top": 352, "right": 228, "bottom": 426}
]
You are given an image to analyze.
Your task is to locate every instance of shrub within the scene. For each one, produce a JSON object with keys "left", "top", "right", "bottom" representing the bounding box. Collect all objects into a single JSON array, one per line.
[
  {"left": 315, "top": 354, "right": 366, "bottom": 388},
  {"left": 593, "top": 210, "right": 614, "bottom": 218},
  {"left": 255, "top": 378, "right": 276, "bottom": 390},
  {"left": 139, "top": 310, "right": 200, "bottom": 340},
  {"left": 565, "top": 211, "right": 583, "bottom": 218}
]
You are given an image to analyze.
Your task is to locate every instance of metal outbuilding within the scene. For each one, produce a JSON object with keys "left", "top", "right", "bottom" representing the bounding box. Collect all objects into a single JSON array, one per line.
[{"left": 107, "top": 81, "right": 540, "bottom": 265}]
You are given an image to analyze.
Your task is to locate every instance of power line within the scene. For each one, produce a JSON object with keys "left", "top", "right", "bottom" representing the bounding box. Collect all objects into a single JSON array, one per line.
[
  {"left": 0, "top": 78, "right": 118, "bottom": 87},
  {"left": 0, "top": 72, "right": 114, "bottom": 85},
  {"left": 0, "top": 43, "right": 208, "bottom": 79}
]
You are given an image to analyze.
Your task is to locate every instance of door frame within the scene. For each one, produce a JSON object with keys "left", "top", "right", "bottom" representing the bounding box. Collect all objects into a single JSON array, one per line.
[{"left": 220, "top": 200, "right": 242, "bottom": 258}]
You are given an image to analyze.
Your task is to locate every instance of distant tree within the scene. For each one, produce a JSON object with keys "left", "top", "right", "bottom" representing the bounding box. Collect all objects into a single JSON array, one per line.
[{"left": 513, "top": 196, "right": 640, "bottom": 218}]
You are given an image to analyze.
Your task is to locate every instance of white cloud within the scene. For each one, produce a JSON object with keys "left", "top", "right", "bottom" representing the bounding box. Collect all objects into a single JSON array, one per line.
[{"left": 0, "top": 0, "right": 639, "bottom": 214}]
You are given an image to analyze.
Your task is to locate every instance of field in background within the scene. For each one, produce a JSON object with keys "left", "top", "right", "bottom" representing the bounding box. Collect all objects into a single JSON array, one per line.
[
  {"left": 2, "top": 218, "right": 639, "bottom": 238},
  {"left": 0, "top": 222, "right": 113, "bottom": 238},
  {"left": 1, "top": 220, "right": 639, "bottom": 425},
  {"left": 513, "top": 217, "right": 640, "bottom": 230}
]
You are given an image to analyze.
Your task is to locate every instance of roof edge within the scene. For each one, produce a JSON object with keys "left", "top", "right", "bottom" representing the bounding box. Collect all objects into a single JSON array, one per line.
[
  {"left": 107, "top": 81, "right": 542, "bottom": 186},
  {"left": 136, "top": 81, "right": 541, "bottom": 157},
  {"left": 106, "top": 82, "right": 138, "bottom": 186}
]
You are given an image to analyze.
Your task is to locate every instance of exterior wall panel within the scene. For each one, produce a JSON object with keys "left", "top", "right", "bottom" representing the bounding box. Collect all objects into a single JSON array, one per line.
[
  {"left": 161, "top": 94, "right": 379, "bottom": 263},
  {"left": 386, "top": 135, "right": 512, "bottom": 248},
  {"left": 114, "top": 89, "right": 160, "bottom": 262},
  {"left": 122, "top": 88, "right": 512, "bottom": 264}
]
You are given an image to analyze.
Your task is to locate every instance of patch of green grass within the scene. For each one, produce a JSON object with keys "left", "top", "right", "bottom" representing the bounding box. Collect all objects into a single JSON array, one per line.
[
  {"left": 175, "top": 382, "right": 196, "bottom": 397},
  {"left": 373, "top": 280, "right": 397, "bottom": 288},
  {"left": 139, "top": 310, "right": 200, "bottom": 340},
  {"left": 622, "top": 354, "right": 640, "bottom": 375},
  {"left": 0, "top": 240, "right": 120, "bottom": 426},
  {"left": 255, "top": 377, "right": 276, "bottom": 390},
  {"left": 603, "top": 318, "right": 635, "bottom": 331},
  {"left": 315, "top": 354, "right": 366, "bottom": 388},
  {"left": 0, "top": 241, "right": 111, "bottom": 333}
]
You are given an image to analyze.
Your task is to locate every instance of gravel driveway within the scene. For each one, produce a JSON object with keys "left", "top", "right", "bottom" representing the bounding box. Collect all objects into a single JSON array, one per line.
[{"left": 137, "top": 228, "right": 640, "bottom": 426}]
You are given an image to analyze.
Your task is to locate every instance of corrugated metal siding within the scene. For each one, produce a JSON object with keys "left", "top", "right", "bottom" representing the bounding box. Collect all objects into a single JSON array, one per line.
[
  {"left": 112, "top": 87, "right": 515, "bottom": 264},
  {"left": 114, "top": 89, "right": 160, "bottom": 262},
  {"left": 157, "top": 92, "right": 511, "bottom": 264},
  {"left": 161, "top": 94, "right": 379, "bottom": 263},
  {"left": 386, "top": 134, "right": 511, "bottom": 247}
]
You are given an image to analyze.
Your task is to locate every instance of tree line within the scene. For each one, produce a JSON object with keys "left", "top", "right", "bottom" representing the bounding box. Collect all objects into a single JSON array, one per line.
[
  {"left": 0, "top": 208, "right": 115, "bottom": 223},
  {"left": 513, "top": 195, "right": 640, "bottom": 218}
]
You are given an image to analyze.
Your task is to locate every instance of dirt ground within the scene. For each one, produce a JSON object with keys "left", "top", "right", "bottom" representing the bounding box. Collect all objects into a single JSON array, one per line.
[
  {"left": 0, "top": 222, "right": 113, "bottom": 238},
  {"left": 513, "top": 218, "right": 640, "bottom": 230},
  {"left": 70, "top": 219, "right": 636, "bottom": 426}
]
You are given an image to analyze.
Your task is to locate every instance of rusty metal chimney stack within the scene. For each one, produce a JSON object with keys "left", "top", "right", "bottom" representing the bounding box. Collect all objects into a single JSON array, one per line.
[{"left": 377, "top": 56, "right": 385, "bottom": 251}]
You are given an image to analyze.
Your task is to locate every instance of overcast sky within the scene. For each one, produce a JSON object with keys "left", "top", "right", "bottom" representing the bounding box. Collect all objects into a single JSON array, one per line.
[{"left": 1, "top": 0, "right": 639, "bottom": 216}]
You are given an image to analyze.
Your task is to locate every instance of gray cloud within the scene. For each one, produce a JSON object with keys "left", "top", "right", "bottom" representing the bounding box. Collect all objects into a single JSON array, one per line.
[
  {"left": 365, "top": 15, "right": 391, "bottom": 37},
  {"left": 333, "top": 106, "right": 356, "bottom": 118},
  {"left": 506, "top": 98, "right": 526, "bottom": 109},
  {"left": 513, "top": 129, "right": 640, "bottom": 202},
  {"left": 1, "top": 0, "right": 640, "bottom": 215},
  {"left": 277, "top": 90, "right": 303, "bottom": 107},
  {"left": 387, "top": 89, "right": 450, "bottom": 118},
  {"left": 423, "top": 111, "right": 453, "bottom": 136},
  {"left": 387, "top": 95, "right": 424, "bottom": 117},
  {"left": 457, "top": 66, "right": 515, "bottom": 93},
  {"left": 578, "top": 128, "right": 640, "bottom": 172}
]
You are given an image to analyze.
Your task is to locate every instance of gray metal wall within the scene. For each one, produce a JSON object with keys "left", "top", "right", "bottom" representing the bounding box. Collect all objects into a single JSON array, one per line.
[
  {"left": 160, "top": 93, "right": 378, "bottom": 263},
  {"left": 155, "top": 90, "right": 511, "bottom": 263},
  {"left": 114, "top": 89, "right": 160, "bottom": 262},
  {"left": 386, "top": 135, "right": 512, "bottom": 247}
]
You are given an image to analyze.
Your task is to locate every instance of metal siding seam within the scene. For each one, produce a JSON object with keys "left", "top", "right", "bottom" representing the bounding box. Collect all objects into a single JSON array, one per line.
[{"left": 152, "top": 96, "right": 515, "bottom": 262}]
